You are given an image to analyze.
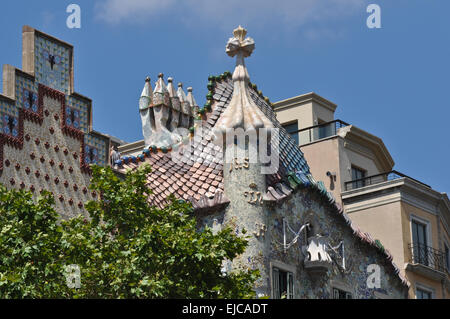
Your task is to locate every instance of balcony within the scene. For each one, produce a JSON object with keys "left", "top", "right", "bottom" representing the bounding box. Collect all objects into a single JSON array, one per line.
[
  {"left": 344, "top": 170, "right": 431, "bottom": 192},
  {"left": 406, "top": 243, "right": 448, "bottom": 280},
  {"left": 291, "top": 119, "right": 349, "bottom": 146}
]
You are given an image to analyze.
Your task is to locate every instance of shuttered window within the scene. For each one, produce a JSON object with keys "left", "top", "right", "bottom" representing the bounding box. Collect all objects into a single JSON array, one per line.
[
  {"left": 333, "top": 288, "right": 352, "bottom": 299},
  {"left": 272, "top": 267, "right": 294, "bottom": 299}
]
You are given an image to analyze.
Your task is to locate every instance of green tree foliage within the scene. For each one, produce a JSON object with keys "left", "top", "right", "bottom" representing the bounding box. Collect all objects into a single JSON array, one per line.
[{"left": 0, "top": 164, "right": 258, "bottom": 298}]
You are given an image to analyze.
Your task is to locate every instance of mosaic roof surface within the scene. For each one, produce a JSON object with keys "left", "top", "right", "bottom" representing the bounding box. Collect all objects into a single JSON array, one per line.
[{"left": 116, "top": 74, "right": 311, "bottom": 209}]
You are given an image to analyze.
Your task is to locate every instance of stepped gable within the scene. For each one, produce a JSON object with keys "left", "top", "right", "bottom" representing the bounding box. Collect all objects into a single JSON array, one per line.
[{"left": 0, "top": 26, "right": 111, "bottom": 218}]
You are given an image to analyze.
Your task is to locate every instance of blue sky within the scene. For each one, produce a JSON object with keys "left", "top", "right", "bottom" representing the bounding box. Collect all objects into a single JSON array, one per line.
[{"left": 0, "top": 0, "right": 449, "bottom": 194}]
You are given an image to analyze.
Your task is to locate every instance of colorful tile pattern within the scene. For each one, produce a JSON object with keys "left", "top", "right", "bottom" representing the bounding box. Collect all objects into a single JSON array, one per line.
[
  {"left": 34, "top": 34, "right": 71, "bottom": 94},
  {"left": 66, "top": 96, "right": 89, "bottom": 133},
  {"left": 1, "top": 114, "right": 19, "bottom": 137},
  {"left": 22, "top": 89, "right": 38, "bottom": 112},
  {"left": 84, "top": 134, "right": 107, "bottom": 166},
  {"left": 0, "top": 98, "right": 18, "bottom": 118},
  {"left": 0, "top": 27, "right": 114, "bottom": 219},
  {"left": 65, "top": 106, "right": 81, "bottom": 130},
  {"left": 15, "top": 74, "right": 38, "bottom": 115},
  {"left": 117, "top": 74, "right": 311, "bottom": 209},
  {"left": 84, "top": 144, "right": 99, "bottom": 165}
]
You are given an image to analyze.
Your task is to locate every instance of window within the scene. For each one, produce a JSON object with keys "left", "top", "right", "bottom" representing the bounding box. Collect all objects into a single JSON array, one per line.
[
  {"left": 411, "top": 219, "right": 429, "bottom": 266},
  {"left": 282, "top": 122, "right": 299, "bottom": 145},
  {"left": 272, "top": 267, "right": 294, "bottom": 299},
  {"left": 351, "top": 166, "right": 366, "bottom": 189},
  {"left": 332, "top": 288, "right": 352, "bottom": 299},
  {"left": 416, "top": 287, "right": 432, "bottom": 299}
]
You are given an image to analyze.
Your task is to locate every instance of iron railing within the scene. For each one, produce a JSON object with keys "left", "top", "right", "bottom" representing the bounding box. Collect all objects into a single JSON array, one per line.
[
  {"left": 408, "top": 243, "right": 447, "bottom": 273},
  {"left": 290, "top": 119, "right": 350, "bottom": 146},
  {"left": 344, "top": 170, "right": 431, "bottom": 191}
]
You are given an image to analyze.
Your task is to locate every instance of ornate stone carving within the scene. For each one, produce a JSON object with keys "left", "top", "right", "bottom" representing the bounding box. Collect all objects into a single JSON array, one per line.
[
  {"left": 253, "top": 222, "right": 267, "bottom": 238},
  {"left": 303, "top": 235, "right": 333, "bottom": 279}
]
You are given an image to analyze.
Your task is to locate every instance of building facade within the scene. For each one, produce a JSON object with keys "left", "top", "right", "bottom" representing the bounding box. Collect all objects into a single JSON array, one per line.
[
  {"left": 0, "top": 26, "right": 120, "bottom": 219},
  {"left": 114, "top": 26, "right": 409, "bottom": 298},
  {"left": 0, "top": 25, "right": 410, "bottom": 298},
  {"left": 274, "top": 92, "right": 450, "bottom": 298}
]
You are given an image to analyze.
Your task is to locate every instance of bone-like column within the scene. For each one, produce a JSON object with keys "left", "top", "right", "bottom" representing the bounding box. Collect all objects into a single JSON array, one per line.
[
  {"left": 167, "top": 77, "right": 181, "bottom": 134},
  {"left": 177, "top": 83, "right": 191, "bottom": 128},
  {"left": 150, "top": 73, "right": 173, "bottom": 147},
  {"left": 139, "top": 76, "right": 153, "bottom": 147},
  {"left": 186, "top": 87, "right": 198, "bottom": 127}
]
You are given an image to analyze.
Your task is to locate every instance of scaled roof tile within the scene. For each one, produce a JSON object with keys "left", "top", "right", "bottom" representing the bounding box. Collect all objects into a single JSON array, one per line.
[{"left": 117, "top": 75, "right": 312, "bottom": 213}]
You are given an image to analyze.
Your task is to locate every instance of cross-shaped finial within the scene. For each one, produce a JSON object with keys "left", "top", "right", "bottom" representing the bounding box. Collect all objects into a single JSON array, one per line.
[
  {"left": 88, "top": 148, "right": 95, "bottom": 162},
  {"left": 48, "top": 54, "right": 56, "bottom": 70},
  {"left": 233, "top": 25, "right": 247, "bottom": 41},
  {"left": 69, "top": 109, "right": 75, "bottom": 123},
  {"left": 226, "top": 25, "right": 255, "bottom": 58},
  {"left": 212, "top": 26, "right": 273, "bottom": 137},
  {"left": 7, "top": 117, "right": 15, "bottom": 134},
  {"left": 27, "top": 92, "right": 34, "bottom": 109}
]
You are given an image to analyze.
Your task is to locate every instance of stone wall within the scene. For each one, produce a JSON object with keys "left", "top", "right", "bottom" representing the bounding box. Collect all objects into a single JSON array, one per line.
[
  {"left": 198, "top": 187, "right": 408, "bottom": 299},
  {"left": 0, "top": 94, "right": 98, "bottom": 219}
]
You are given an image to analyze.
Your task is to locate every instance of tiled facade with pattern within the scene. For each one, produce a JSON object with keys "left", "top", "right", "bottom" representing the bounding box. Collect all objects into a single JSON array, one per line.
[{"left": 0, "top": 26, "right": 111, "bottom": 219}]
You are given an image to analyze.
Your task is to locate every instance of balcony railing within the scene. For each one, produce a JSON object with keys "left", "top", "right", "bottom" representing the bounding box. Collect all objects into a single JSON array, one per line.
[
  {"left": 291, "top": 119, "right": 349, "bottom": 146},
  {"left": 408, "top": 243, "right": 447, "bottom": 274},
  {"left": 344, "top": 170, "right": 431, "bottom": 191}
]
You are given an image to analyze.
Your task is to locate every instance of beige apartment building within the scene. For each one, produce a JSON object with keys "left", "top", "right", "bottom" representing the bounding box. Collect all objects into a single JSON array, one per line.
[{"left": 274, "top": 92, "right": 450, "bottom": 299}]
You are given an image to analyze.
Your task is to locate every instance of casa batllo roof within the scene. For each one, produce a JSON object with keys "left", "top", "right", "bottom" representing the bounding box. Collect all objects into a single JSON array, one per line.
[{"left": 113, "top": 26, "right": 409, "bottom": 287}]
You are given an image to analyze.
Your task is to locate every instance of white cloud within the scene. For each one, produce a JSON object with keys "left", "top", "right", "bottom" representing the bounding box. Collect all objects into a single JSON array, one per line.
[
  {"left": 95, "top": 0, "right": 176, "bottom": 24},
  {"left": 96, "top": 0, "right": 367, "bottom": 29}
]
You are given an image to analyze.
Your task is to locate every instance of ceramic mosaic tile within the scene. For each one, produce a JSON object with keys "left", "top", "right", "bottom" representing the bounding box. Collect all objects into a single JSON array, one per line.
[
  {"left": 0, "top": 113, "right": 19, "bottom": 137},
  {"left": 0, "top": 27, "right": 113, "bottom": 219},
  {"left": 84, "top": 134, "right": 107, "bottom": 166},
  {"left": 34, "top": 34, "right": 71, "bottom": 94},
  {"left": 66, "top": 96, "right": 89, "bottom": 133},
  {"left": 0, "top": 99, "right": 18, "bottom": 118},
  {"left": 116, "top": 74, "right": 312, "bottom": 209}
]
